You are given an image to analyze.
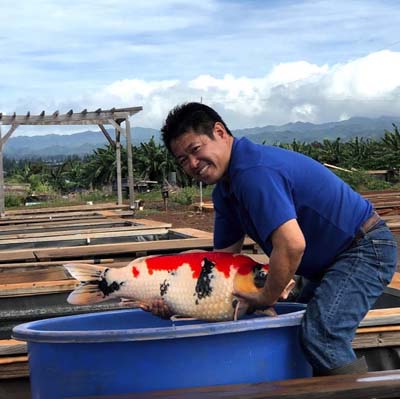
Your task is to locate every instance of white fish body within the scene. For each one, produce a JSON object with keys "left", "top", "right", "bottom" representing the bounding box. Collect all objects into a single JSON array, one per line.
[{"left": 65, "top": 252, "right": 291, "bottom": 321}]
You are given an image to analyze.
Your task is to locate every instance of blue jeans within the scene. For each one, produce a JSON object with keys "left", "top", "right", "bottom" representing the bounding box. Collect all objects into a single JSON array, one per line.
[{"left": 298, "top": 220, "right": 397, "bottom": 374}]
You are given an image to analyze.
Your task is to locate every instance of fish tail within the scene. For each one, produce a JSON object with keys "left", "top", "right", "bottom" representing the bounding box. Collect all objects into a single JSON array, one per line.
[{"left": 64, "top": 263, "right": 113, "bottom": 305}]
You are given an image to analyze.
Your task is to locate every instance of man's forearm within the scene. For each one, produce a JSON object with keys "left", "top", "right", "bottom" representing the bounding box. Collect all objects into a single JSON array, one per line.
[{"left": 261, "top": 248, "right": 302, "bottom": 305}]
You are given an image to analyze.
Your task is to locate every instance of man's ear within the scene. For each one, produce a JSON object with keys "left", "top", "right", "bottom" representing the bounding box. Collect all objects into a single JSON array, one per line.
[{"left": 213, "top": 122, "right": 228, "bottom": 139}]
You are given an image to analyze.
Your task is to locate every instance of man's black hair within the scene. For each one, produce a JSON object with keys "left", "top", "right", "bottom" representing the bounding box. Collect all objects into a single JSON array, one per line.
[{"left": 161, "top": 102, "right": 232, "bottom": 153}]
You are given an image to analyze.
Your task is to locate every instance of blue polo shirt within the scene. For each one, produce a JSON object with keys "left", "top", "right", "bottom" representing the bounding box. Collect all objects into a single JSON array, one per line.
[{"left": 213, "top": 137, "right": 373, "bottom": 279}]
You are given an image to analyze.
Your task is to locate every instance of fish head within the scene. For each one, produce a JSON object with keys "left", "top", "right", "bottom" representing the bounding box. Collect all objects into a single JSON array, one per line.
[{"left": 233, "top": 262, "right": 296, "bottom": 301}]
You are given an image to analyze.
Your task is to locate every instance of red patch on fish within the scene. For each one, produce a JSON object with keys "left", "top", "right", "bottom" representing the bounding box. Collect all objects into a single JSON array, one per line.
[
  {"left": 132, "top": 266, "right": 140, "bottom": 278},
  {"left": 144, "top": 252, "right": 264, "bottom": 279}
]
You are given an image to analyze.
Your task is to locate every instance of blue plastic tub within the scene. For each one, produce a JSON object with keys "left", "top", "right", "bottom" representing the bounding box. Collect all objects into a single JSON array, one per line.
[{"left": 13, "top": 303, "right": 311, "bottom": 399}]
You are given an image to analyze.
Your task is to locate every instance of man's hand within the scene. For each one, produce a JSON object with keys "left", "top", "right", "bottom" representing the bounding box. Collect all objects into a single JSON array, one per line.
[
  {"left": 233, "top": 289, "right": 275, "bottom": 309},
  {"left": 233, "top": 278, "right": 296, "bottom": 309}
]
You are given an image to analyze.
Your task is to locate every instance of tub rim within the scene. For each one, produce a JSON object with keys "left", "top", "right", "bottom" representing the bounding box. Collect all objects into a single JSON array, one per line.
[{"left": 12, "top": 303, "right": 306, "bottom": 344}]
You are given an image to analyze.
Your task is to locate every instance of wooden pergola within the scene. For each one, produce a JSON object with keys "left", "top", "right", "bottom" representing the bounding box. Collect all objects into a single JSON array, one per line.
[{"left": 0, "top": 106, "right": 143, "bottom": 216}]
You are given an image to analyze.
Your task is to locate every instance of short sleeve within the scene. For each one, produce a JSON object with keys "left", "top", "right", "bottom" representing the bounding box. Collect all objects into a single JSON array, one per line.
[{"left": 212, "top": 186, "right": 245, "bottom": 249}]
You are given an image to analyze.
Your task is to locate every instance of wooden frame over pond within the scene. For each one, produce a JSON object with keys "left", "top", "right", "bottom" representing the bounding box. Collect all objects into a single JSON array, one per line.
[{"left": 0, "top": 106, "right": 143, "bottom": 214}]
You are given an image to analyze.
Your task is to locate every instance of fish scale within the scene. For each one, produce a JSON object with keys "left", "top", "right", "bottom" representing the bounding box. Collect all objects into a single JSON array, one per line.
[{"left": 64, "top": 252, "right": 273, "bottom": 321}]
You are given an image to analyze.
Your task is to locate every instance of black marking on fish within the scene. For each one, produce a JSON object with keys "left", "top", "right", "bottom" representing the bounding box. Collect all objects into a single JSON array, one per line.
[
  {"left": 93, "top": 268, "right": 123, "bottom": 298},
  {"left": 160, "top": 280, "right": 169, "bottom": 297},
  {"left": 232, "top": 298, "right": 238, "bottom": 309},
  {"left": 194, "top": 257, "right": 215, "bottom": 304},
  {"left": 253, "top": 264, "right": 268, "bottom": 288}
]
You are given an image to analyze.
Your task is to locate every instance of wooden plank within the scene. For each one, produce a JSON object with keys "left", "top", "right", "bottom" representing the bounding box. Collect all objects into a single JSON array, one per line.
[
  {"left": 0, "top": 258, "right": 115, "bottom": 269},
  {"left": 353, "top": 330, "right": 400, "bottom": 348},
  {"left": 0, "top": 266, "right": 70, "bottom": 284},
  {"left": 0, "top": 357, "right": 27, "bottom": 379},
  {"left": 0, "top": 228, "right": 169, "bottom": 248},
  {"left": 0, "top": 340, "right": 27, "bottom": 356},
  {"left": 33, "top": 237, "right": 215, "bottom": 260},
  {"left": 0, "top": 216, "right": 120, "bottom": 227},
  {"left": 0, "top": 212, "right": 104, "bottom": 222},
  {"left": 0, "top": 107, "right": 142, "bottom": 126},
  {"left": 0, "top": 280, "right": 78, "bottom": 297},
  {"left": 361, "top": 307, "right": 400, "bottom": 327},
  {"left": 71, "top": 369, "right": 400, "bottom": 399},
  {"left": 4, "top": 202, "right": 130, "bottom": 216},
  {"left": 0, "top": 219, "right": 131, "bottom": 235},
  {"left": 0, "top": 222, "right": 172, "bottom": 241},
  {"left": 0, "top": 356, "right": 29, "bottom": 379},
  {"left": 0, "top": 250, "right": 36, "bottom": 262},
  {"left": 388, "top": 272, "right": 400, "bottom": 290},
  {"left": 0, "top": 233, "right": 254, "bottom": 263},
  {"left": 0, "top": 356, "right": 29, "bottom": 380},
  {"left": 0, "top": 260, "right": 127, "bottom": 284}
]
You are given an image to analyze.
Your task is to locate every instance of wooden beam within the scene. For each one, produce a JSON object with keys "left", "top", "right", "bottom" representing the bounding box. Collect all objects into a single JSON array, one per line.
[
  {"left": 0, "top": 339, "right": 27, "bottom": 356},
  {"left": 67, "top": 370, "right": 400, "bottom": 399},
  {"left": 116, "top": 131, "right": 122, "bottom": 205},
  {"left": 98, "top": 124, "right": 116, "bottom": 149},
  {"left": 0, "top": 280, "right": 78, "bottom": 297},
  {"left": 0, "top": 124, "right": 19, "bottom": 147},
  {"left": 0, "top": 108, "right": 142, "bottom": 126},
  {"left": 125, "top": 117, "right": 135, "bottom": 208},
  {"left": 109, "top": 119, "right": 123, "bottom": 133},
  {"left": 354, "top": 325, "right": 400, "bottom": 348},
  {"left": 360, "top": 307, "right": 400, "bottom": 327},
  {"left": 0, "top": 355, "right": 29, "bottom": 379}
]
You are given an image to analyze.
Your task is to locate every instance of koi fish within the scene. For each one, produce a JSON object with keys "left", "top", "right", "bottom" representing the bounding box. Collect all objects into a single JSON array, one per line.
[{"left": 64, "top": 252, "right": 294, "bottom": 321}]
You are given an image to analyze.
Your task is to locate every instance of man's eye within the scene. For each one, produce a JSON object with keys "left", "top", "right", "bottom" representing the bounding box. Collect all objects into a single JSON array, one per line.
[{"left": 192, "top": 146, "right": 200, "bottom": 153}]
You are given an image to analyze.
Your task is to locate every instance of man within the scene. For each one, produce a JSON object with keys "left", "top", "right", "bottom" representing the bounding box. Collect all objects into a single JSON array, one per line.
[{"left": 159, "top": 102, "right": 398, "bottom": 376}]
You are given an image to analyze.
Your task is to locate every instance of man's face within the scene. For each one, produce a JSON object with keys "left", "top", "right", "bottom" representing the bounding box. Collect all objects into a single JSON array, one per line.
[{"left": 171, "top": 123, "right": 233, "bottom": 184}]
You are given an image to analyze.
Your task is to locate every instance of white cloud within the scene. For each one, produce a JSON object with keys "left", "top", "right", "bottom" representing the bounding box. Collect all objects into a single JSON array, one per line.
[
  {"left": 57, "top": 50, "right": 397, "bottom": 130},
  {"left": 2, "top": 0, "right": 400, "bottom": 134},
  {"left": 324, "top": 50, "right": 400, "bottom": 98},
  {"left": 9, "top": 49, "right": 400, "bottom": 136}
]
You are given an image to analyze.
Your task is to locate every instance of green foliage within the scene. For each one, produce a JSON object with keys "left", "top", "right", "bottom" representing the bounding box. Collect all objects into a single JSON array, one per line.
[
  {"left": 333, "top": 170, "right": 391, "bottom": 191},
  {"left": 5, "top": 193, "right": 25, "bottom": 208},
  {"left": 78, "top": 190, "right": 116, "bottom": 203},
  {"left": 5, "top": 123, "right": 400, "bottom": 197},
  {"left": 171, "top": 187, "right": 197, "bottom": 205}
]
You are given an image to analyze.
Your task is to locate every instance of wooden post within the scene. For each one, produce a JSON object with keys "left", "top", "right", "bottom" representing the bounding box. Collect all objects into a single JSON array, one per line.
[
  {"left": 124, "top": 117, "right": 135, "bottom": 208},
  {"left": 115, "top": 128, "right": 122, "bottom": 205},
  {"left": 0, "top": 123, "right": 4, "bottom": 217}
]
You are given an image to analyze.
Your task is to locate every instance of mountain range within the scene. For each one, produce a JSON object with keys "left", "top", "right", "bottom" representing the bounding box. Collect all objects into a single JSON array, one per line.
[{"left": 3, "top": 116, "right": 400, "bottom": 160}]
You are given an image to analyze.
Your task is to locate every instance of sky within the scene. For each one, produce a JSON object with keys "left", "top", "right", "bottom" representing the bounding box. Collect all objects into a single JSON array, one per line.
[{"left": 1, "top": 0, "right": 400, "bottom": 135}]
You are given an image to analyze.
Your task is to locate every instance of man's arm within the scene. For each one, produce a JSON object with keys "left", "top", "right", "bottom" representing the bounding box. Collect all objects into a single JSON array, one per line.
[
  {"left": 234, "top": 219, "right": 305, "bottom": 307},
  {"left": 215, "top": 237, "right": 244, "bottom": 253}
]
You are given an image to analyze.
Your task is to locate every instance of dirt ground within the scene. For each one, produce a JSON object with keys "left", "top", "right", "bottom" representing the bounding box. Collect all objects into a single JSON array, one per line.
[{"left": 137, "top": 200, "right": 215, "bottom": 232}]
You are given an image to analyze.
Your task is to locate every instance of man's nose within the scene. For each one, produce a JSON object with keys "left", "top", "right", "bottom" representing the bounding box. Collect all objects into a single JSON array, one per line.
[{"left": 188, "top": 155, "right": 199, "bottom": 169}]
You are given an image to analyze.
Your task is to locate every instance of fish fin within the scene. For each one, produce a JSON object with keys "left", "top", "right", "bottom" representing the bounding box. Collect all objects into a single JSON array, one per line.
[
  {"left": 254, "top": 307, "right": 278, "bottom": 317},
  {"left": 170, "top": 315, "right": 198, "bottom": 322},
  {"left": 64, "top": 263, "right": 109, "bottom": 305},
  {"left": 233, "top": 299, "right": 249, "bottom": 321},
  {"left": 119, "top": 299, "right": 150, "bottom": 311}
]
